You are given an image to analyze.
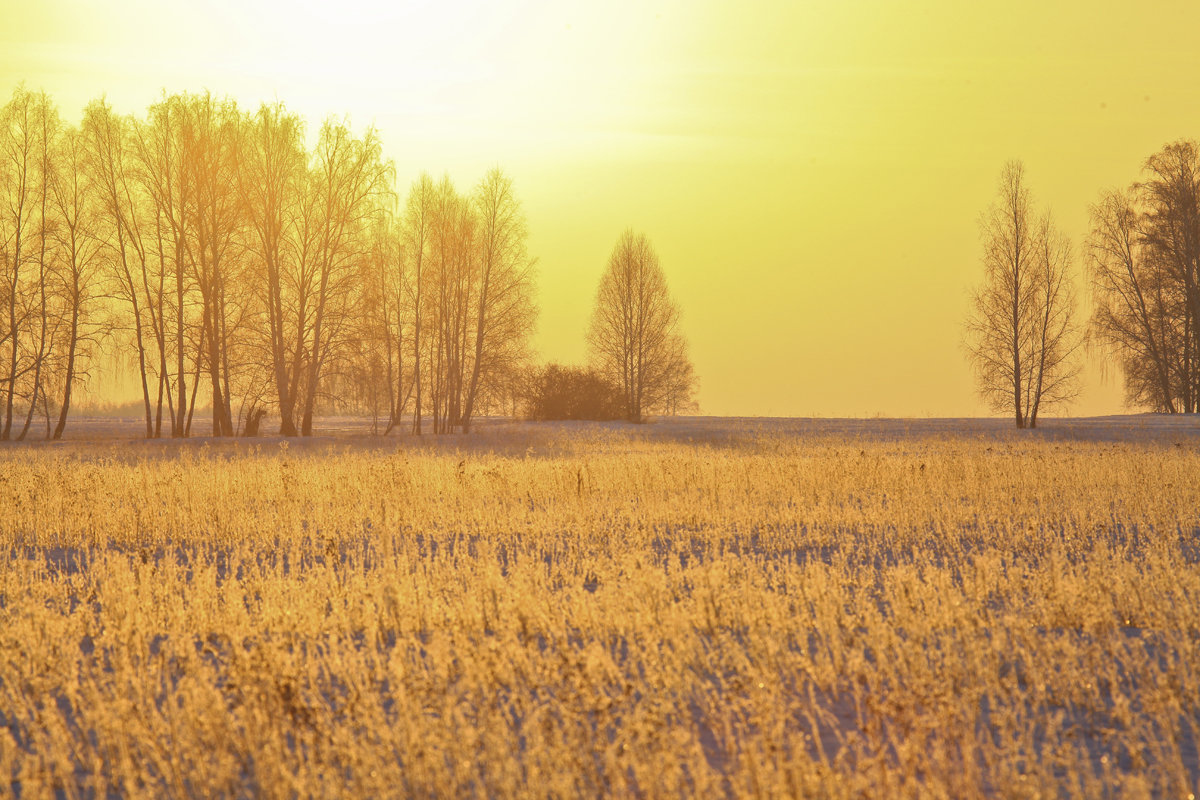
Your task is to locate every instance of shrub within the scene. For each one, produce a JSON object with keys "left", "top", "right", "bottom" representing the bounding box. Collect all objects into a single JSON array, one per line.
[{"left": 524, "top": 363, "right": 624, "bottom": 421}]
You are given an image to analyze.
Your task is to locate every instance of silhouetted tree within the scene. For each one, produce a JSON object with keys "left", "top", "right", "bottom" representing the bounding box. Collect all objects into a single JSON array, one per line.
[
  {"left": 299, "top": 119, "right": 391, "bottom": 435},
  {"left": 1141, "top": 141, "right": 1200, "bottom": 411},
  {"left": 359, "top": 212, "right": 410, "bottom": 434},
  {"left": 1088, "top": 141, "right": 1200, "bottom": 412},
  {"left": 128, "top": 94, "right": 196, "bottom": 437},
  {"left": 1088, "top": 188, "right": 1179, "bottom": 411},
  {"left": 182, "top": 93, "right": 244, "bottom": 437},
  {"left": 15, "top": 90, "right": 59, "bottom": 441},
  {"left": 966, "top": 162, "right": 1081, "bottom": 428},
  {"left": 237, "top": 102, "right": 309, "bottom": 435},
  {"left": 461, "top": 168, "right": 537, "bottom": 433},
  {"left": 1, "top": 87, "right": 59, "bottom": 440},
  {"left": 403, "top": 173, "right": 434, "bottom": 434},
  {"left": 588, "top": 230, "right": 694, "bottom": 422},
  {"left": 48, "top": 125, "right": 104, "bottom": 439}
]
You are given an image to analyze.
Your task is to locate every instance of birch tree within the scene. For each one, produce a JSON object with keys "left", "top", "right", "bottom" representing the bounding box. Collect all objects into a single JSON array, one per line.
[
  {"left": 299, "top": 119, "right": 391, "bottom": 435},
  {"left": 966, "top": 161, "right": 1081, "bottom": 428},
  {"left": 587, "top": 230, "right": 694, "bottom": 422},
  {"left": 0, "top": 88, "right": 58, "bottom": 439},
  {"left": 47, "top": 125, "right": 104, "bottom": 439}
]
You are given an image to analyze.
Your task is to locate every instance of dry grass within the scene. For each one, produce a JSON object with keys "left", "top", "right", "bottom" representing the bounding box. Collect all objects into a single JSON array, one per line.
[{"left": 1, "top": 420, "right": 1198, "bottom": 798}]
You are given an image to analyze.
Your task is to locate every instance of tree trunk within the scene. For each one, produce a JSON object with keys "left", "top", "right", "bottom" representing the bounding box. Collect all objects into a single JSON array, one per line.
[
  {"left": 52, "top": 298, "right": 80, "bottom": 440},
  {"left": 18, "top": 187, "right": 50, "bottom": 442},
  {"left": 2, "top": 220, "right": 21, "bottom": 440},
  {"left": 174, "top": 234, "right": 188, "bottom": 437},
  {"left": 412, "top": 295, "right": 423, "bottom": 435}
]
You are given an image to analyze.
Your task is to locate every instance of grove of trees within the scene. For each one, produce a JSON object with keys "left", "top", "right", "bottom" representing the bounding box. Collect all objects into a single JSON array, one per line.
[
  {"left": 0, "top": 85, "right": 539, "bottom": 438},
  {"left": 968, "top": 142, "right": 1200, "bottom": 424}
]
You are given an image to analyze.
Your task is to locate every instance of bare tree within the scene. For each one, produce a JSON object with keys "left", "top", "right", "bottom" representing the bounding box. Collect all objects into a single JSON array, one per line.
[
  {"left": 340, "top": 209, "right": 405, "bottom": 432},
  {"left": 1026, "top": 215, "right": 1081, "bottom": 426},
  {"left": 966, "top": 161, "right": 1081, "bottom": 428},
  {"left": 392, "top": 170, "right": 536, "bottom": 435},
  {"left": 1087, "top": 142, "right": 1200, "bottom": 413},
  {"left": 1140, "top": 141, "right": 1200, "bottom": 411},
  {"left": 1088, "top": 187, "right": 1179, "bottom": 411},
  {"left": 403, "top": 173, "right": 435, "bottom": 434},
  {"left": 47, "top": 125, "right": 104, "bottom": 439},
  {"left": 101, "top": 98, "right": 168, "bottom": 437},
  {"left": 659, "top": 333, "right": 699, "bottom": 416},
  {"left": 181, "top": 93, "right": 244, "bottom": 437},
  {"left": 361, "top": 211, "right": 413, "bottom": 435},
  {"left": 128, "top": 94, "right": 194, "bottom": 437},
  {"left": 299, "top": 118, "right": 391, "bottom": 435},
  {"left": 425, "top": 175, "right": 471, "bottom": 435},
  {"left": 237, "top": 102, "right": 308, "bottom": 435},
  {"left": 587, "top": 230, "right": 694, "bottom": 422},
  {"left": 1, "top": 87, "right": 59, "bottom": 440},
  {"left": 15, "top": 91, "right": 59, "bottom": 440},
  {"left": 460, "top": 168, "right": 537, "bottom": 433},
  {"left": 0, "top": 87, "right": 33, "bottom": 440}
]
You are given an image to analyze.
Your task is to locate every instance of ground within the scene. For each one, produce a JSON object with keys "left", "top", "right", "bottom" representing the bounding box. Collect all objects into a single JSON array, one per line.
[{"left": 1, "top": 416, "right": 1198, "bottom": 797}]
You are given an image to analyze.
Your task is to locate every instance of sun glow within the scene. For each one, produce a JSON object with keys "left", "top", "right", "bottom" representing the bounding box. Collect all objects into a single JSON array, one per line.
[
  {"left": 3, "top": 0, "right": 704, "bottom": 162},
  {"left": 5, "top": 1, "right": 1200, "bottom": 415}
]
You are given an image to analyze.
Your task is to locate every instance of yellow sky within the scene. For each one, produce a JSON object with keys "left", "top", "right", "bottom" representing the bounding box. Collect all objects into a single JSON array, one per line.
[{"left": 4, "top": 0, "right": 1199, "bottom": 416}]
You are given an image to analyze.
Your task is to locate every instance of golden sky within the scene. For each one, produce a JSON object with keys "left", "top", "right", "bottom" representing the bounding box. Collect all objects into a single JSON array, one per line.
[{"left": 4, "top": 0, "right": 1199, "bottom": 416}]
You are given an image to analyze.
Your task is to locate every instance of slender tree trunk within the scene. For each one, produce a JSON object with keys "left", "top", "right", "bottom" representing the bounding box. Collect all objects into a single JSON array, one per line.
[
  {"left": 149, "top": 264, "right": 167, "bottom": 438},
  {"left": 2, "top": 209, "right": 22, "bottom": 440},
  {"left": 412, "top": 279, "right": 423, "bottom": 435},
  {"left": 301, "top": 304, "right": 324, "bottom": 437},
  {"left": 2, "top": 284, "right": 15, "bottom": 439},
  {"left": 1011, "top": 285, "right": 1024, "bottom": 428},
  {"left": 283, "top": 292, "right": 307, "bottom": 436},
  {"left": 174, "top": 235, "right": 188, "bottom": 437},
  {"left": 18, "top": 180, "right": 50, "bottom": 442},
  {"left": 186, "top": 316, "right": 205, "bottom": 437},
  {"left": 52, "top": 295, "right": 80, "bottom": 440},
  {"left": 218, "top": 278, "right": 234, "bottom": 434},
  {"left": 155, "top": 369, "right": 165, "bottom": 437},
  {"left": 208, "top": 298, "right": 228, "bottom": 436},
  {"left": 302, "top": 237, "right": 334, "bottom": 436},
  {"left": 384, "top": 281, "right": 407, "bottom": 435},
  {"left": 269, "top": 254, "right": 297, "bottom": 436},
  {"left": 301, "top": 312, "right": 323, "bottom": 437},
  {"left": 127, "top": 280, "right": 154, "bottom": 437}
]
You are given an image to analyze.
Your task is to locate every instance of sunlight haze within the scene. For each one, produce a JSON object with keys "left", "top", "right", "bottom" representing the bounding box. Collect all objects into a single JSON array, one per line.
[{"left": 4, "top": 0, "right": 1198, "bottom": 415}]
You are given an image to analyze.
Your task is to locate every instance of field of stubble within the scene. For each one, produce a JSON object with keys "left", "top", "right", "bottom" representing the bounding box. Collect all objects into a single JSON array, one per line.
[{"left": 1, "top": 417, "right": 1198, "bottom": 798}]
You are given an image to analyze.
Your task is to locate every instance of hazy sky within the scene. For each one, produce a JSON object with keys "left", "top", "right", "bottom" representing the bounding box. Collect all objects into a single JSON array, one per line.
[{"left": 3, "top": 0, "right": 1199, "bottom": 416}]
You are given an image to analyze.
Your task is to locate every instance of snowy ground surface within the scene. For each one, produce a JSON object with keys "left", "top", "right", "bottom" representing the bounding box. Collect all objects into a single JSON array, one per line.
[
  {"left": 2, "top": 413, "right": 1198, "bottom": 796},
  {"left": 5, "top": 413, "right": 1200, "bottom": 457}
]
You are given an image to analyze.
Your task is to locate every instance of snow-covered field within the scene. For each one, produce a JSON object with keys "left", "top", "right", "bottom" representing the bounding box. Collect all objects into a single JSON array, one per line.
[{"left": 1, "top": 415, "right": 1197, "bottom": 796}]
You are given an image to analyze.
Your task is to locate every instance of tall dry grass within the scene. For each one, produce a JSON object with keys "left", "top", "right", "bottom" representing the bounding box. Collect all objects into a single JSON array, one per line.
[{"left": 0, "top": 427, "right": 1198, "bottom": 797}]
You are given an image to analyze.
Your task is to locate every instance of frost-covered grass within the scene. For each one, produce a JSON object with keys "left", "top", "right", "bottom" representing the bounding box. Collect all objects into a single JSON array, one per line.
[{"left": 1, "top": 417, "right": 1198, "bottom": 797}]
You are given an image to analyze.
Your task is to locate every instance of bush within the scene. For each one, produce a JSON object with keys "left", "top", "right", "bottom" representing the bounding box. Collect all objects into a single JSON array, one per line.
[{"left": 524, "top": 364, "right": 624, "bottom": 421}]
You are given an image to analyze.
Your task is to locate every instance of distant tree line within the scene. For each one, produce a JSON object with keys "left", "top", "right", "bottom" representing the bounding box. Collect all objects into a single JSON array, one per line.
[
  {"left": 0, "top": 86, "right": 695, "bottom": 438},
  {"left": 968, "top": 141, "right": 1200, "bottom": 425}
]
